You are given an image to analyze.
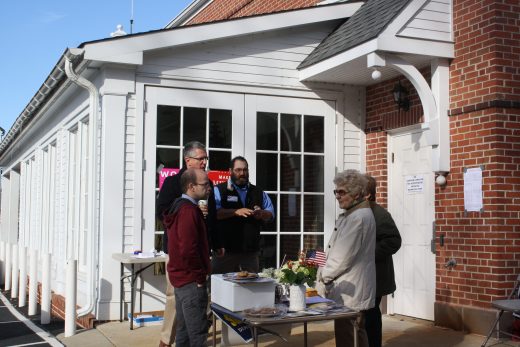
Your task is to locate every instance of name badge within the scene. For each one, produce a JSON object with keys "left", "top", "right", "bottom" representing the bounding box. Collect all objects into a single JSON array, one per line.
[{"left": 227, "top": 196, "right": 238, "bottom": 202}]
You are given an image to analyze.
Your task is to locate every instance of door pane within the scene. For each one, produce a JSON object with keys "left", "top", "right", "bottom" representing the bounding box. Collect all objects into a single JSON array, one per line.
[
  {"left": 156, "top": 148, "right": 180, "bottom": 188},
  {"left": 303, "top": 195, "right": 324, "bottom": 233},
  {"left": 208, "top": 150, "right": 231, "bottom": 171},
  {"left": 304, "top": 115, "right": 324, "bottom": 153},
  {"left": 263, "top": 193, "right": 277, "bottom": 232},
  {"left": 304, "top": 155, "right": 324, "bottom": 192},
  {"left": 183, "top": 107, "right": 206, "bottom": 144},
  {"left": 259, "top": 235, "right": 277, "bottom": 269},
  {"left": 157, "top": 106, "right": 180, "bottom": 146},
  {"left": 303, "top": 234, "right": 324, "bottom": 251},
  {"left": 280, "top": 234, "right": 300, "bottom": 261},
  {"left": 281, "top": 113, "right": 301, "bottom": 152},
  {"left": 256, "top": 153, "right": 277, "bottom": 191},
  {"left": 280, "top": 154, "right": 301, "bottom": 191},
  {"left": 280, "top": 194, "right": 300, "bottom": 232},
  {"left": 257, "top": 112, "right": 277, "bottom": 150},
  {"left": 209, "top": 109, "right": 232, "bottom": 148}
]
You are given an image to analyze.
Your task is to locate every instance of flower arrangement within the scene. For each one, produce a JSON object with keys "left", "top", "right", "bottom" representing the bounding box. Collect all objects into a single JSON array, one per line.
[{"left": 276, "top": 252, "right": 318, "bottom": 287}]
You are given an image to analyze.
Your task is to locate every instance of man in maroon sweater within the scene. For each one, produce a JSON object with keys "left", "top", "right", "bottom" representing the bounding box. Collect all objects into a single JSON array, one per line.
[{"left": 163, "top": 168, "right": 211, "bottom": 347}]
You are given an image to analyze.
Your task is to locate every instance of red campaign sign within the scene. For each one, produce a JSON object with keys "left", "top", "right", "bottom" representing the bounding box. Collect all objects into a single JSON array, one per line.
[
  {"left": 158, "top": 168, "right": 230, "bottom": 189},
  {"left": 208, "top": 170, "right": 231, "bottom": 185}
]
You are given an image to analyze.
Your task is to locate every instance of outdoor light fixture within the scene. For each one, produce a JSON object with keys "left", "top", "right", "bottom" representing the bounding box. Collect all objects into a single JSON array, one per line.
[
  {"left": 435, "top": 172, "right": 449, "bottom": 186},
  {"left": 392, "top": 81, "right": 410, "bottom": 111},
  {"left": 371, "top": 69, "right": 382, "bottom": 80}
]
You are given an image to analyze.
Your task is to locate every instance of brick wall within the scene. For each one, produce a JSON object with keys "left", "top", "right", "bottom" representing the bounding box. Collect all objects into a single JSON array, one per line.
[
  {"left": 187, "top": 0, "right": 320, "bottom": 25},
  {"left": 436, "top": 0, "right": 520, "bottom": 308},
  {"left": 366, "top": 0, "right": 520, "bottom": 321}
]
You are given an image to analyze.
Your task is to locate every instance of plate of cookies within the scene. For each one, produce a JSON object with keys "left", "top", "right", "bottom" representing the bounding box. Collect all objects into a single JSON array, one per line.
[{"left": 223, "top": 271, "right": 259, "bottom": 281}]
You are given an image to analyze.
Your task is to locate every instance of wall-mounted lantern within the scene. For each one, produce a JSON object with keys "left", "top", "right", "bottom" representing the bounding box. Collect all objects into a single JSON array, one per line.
[{"left": 392, "top": 81, "right": 410, "bottom": 111}]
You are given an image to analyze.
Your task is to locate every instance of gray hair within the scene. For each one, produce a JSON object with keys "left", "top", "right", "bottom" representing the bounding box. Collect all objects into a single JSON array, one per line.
[
  {"left": 333, "top": 169, "right": 368, "bottom": 198},
  {"left": 183, "top": 141, "right": 206, "bottom": 158}
]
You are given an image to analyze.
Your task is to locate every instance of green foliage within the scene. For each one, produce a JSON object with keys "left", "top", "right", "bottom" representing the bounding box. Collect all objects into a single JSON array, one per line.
[{"left": 276, "top": 260, "right": 318, "bottom": 286}]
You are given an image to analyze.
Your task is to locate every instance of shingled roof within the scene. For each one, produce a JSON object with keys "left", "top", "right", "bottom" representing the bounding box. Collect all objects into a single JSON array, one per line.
[{"left": 298, "top": 0, "right": 410, "bottom": 69}]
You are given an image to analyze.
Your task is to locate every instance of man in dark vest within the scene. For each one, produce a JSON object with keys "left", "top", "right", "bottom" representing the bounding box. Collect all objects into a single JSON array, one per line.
[
  {"left": 156, "top": 141, "right": 222, "bottom": 347},
  {"left": 364, "top": 175, "right": 402, "bottom": 347},
  {"left": 213, "top": 156, "right": 274, "bottom": 274}
]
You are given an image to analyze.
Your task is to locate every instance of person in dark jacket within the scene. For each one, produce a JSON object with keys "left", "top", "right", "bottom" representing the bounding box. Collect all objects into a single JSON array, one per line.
[
  {"left": 364, "top": 175, "right": 402, "bottom": 347},
  {"left": 212, "top": 156, "right": 274, "bottom": 274},
  {"left": 156, "top": 141, "right": 222, "bottom": 347},
  {"left": 163, "top": 168, "right": 211, "bottom": 347}
]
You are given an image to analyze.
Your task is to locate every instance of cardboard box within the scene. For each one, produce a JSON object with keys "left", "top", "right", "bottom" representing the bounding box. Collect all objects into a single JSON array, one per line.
[
  {"left": 211, "top": 274, "right": 276, "bottom": 312},
  {"left": 128, "top": 310, "right": 164, "bottom": 327}
]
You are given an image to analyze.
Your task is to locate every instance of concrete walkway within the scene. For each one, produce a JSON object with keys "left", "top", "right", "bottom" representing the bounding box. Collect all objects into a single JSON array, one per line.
[{"left": 57, "top": 315, "right": 520, "bottom": 347}]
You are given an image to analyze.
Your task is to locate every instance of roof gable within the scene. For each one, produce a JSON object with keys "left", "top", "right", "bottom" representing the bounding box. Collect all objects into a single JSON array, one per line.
[{"left": 298, "top": 0, "right": 410, "bottom": 69}]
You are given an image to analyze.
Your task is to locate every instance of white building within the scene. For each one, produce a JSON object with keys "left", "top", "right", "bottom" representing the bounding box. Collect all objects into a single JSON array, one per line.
[{"left": 0, "top": 0, "right": 452, "bottom": 326}]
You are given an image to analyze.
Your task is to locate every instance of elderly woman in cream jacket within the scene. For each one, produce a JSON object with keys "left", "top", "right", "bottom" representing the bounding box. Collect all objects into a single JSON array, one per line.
[{"left": 317, "top": 170, "right": 376, "bottom": 347}]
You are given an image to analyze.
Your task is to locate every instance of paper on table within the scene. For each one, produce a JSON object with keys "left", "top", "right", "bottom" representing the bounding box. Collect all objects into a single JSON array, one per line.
[
  {"left": 306, "top": 296, "right": 334, "bottom": 305},
  {"left": 134, "top": 252, "right": 156, "bottom": 258}
]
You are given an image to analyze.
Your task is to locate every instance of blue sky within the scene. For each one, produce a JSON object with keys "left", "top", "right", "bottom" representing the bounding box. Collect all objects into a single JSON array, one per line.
[{"left": 0, "top": 0, "right": 193, "bottom": 134}]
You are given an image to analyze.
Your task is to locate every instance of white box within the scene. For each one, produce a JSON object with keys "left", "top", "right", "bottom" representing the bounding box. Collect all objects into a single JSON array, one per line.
[{"left": 211, "top": 274, "right": 276, "bottom": 312}]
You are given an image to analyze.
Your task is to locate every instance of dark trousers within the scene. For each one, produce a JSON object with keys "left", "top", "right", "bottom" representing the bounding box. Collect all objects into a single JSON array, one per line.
[
  {"left": 334, "top": 312, "right": 369, "bottom": 347},
  {"left": 365, "top": 296, "right": 383, "bottom": 347},
  {"left": 174, "top": 282, "right": 208, "bottom": 347}
]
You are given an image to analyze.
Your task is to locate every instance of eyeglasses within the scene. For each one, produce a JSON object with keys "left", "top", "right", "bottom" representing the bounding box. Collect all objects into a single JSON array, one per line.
[
  {"left": 233, "top": 168, "right": 248, "bottom": 173},
  {"left": 333, "top": 189, "right": 349, "bottom": 197},
  {"left": 189, "top": 156, "right": 209, "bottom": 162}
]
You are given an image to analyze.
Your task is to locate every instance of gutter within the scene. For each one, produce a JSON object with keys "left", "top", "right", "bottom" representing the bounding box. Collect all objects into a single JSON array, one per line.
[
  {"left": 0, "top": 51, "right": 82, "bottom": 159},
  {"left": 64, "top": 48, "right": 100, "bottom": 318}
]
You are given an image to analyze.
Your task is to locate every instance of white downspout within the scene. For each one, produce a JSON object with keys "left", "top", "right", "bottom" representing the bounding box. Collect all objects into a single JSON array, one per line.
[{"left": 64, "top": 48, "right": 100, "bottom": 320}]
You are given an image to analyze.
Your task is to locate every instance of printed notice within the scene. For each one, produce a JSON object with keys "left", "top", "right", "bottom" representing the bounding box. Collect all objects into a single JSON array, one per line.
[
  {"left": 406, "top": 175, "right": 424, "bottom": 194},
  {"left": 464, "top": 167, "right": 483, "bottom": 212}
]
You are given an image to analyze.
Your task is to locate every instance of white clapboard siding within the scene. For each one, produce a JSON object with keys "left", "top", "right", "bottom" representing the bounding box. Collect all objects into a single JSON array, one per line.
[
  {"left": 123, "top": 94, "right": 137, "bottom": 253},
  {"left": 343, "top": 128, "right": 362, "bottom": 168},
  {"left": 140, "top": 23, "right": 334, "bottom": 89},
  {"left": 53, "top": 129, "right": 69, "bottom": 293},
  {"left": 399, "top": 0, "right": 452, "bottom": 42}
]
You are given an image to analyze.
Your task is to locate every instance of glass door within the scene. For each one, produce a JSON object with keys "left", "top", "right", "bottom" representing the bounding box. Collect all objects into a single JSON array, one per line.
[
  {"left": 144, "top": 88, "right": 244, "bottom": 251},
  {"left": 144, "top": 89, "right": 335, "bottom": 266},
  {"left": 245, "top": 95, "right": 336, "bottom": 269}
]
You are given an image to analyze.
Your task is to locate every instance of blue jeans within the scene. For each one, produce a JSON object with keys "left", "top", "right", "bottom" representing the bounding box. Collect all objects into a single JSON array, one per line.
[{"left": 174, "top": 282, "right": 208, "bottom": 347}]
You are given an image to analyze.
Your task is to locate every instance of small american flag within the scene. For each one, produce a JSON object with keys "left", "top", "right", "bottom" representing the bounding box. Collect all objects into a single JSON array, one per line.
[{"left": 307, "top": 250, "right": 327, "bottom": 267}]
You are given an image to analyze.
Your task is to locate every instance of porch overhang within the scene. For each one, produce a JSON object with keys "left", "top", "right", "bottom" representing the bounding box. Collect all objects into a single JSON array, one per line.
[
  {"left": 81, "top": 2, "right": 364, "bottom": 65},
  {"left": 297, "top": 0, "right": 455, "bottom": 173}
]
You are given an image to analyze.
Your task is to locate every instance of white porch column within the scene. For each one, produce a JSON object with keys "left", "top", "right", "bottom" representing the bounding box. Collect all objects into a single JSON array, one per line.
[
  {"left": 65, "top": 259, "right": 77, "bottom": 337},
  {"left": 18, "top": 245, "right": 27, "bottom": 306},
  {"left": 0, "top": 241, "right": 4, "bottom": 286},
  {"left": 4, "top": 242, "right": 11, "bottom": 290},
  {"left": 41, "top": 252, "right": 52, "bottom": 324},
  {"left": 11, "top": 244, "right": 18, "bottom": 299},
  {"left": 28, "top": 249, "right": 38, "bottom": 315}
]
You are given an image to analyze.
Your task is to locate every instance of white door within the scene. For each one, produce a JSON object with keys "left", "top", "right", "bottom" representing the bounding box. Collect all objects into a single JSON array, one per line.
[
  {"left": 388, "top": 129, "right": 435, "bottom": 320},
  {"left": 144, "top": 88, "right": 336, "bottom": 267},
  {"left": 244, "top": 95, "right": 336, "bottom": 268}
]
